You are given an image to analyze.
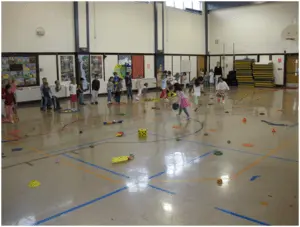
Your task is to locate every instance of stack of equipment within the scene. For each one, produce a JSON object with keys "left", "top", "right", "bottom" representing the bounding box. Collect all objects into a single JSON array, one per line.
[
  {"left": 235, "top": 60, "right": 254, "bottom": 87},
  {"left": 253, "top": 63, "right": 275, "bottom": 88}
]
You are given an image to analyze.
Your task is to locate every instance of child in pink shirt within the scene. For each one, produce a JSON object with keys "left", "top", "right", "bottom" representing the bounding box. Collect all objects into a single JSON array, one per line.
[{"left": 174, "top": 83, "right": 190, "bottom": 120}]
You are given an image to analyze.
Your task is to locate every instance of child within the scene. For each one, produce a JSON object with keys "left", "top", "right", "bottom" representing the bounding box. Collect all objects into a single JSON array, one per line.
[
  {"left": 2, "top": 80, "right": 8, "bottom": 118},
  {"left": 125, "top": 72, "right": 133, "bottom": 100},
  {"left": 77, "top": 77, "right": 85, "bottom": 105},
  {"left": 194, "top": 77, "right": 201, "bottom": 112},
  {"left": 204, "top": 72, "right": 210, "bottom": 87},
  {"left": 159, "top": 75, "right": 167, "bottom": 99},
  {"left": 141, "top": 83, "right": 149, "bottom": 113},
  {"left": 141, "top": 83, "right": 149, "bottom": 98},
  {"left": 69, "top": 78, "right": 78, "bottom": 111},
  {"left": 199, "top": 76, "right": 204, "bottom": 93},
  {"left": 181, "top": 72, "right": 188, "bottom": 91},
  {"left": 42, "top": 82, "right": 52, "bottom": 111},
  {"left": 52, "top": 80, "right": 61, "bottom": 111},
  {"left": 40, "top": 77, "right": 47, "bottom": 111},
  {"left": 174, "top": 83, "right": 190, "bottom": 120},
  {"left": 216, "top": 77, "right": 230, "bottom": 103},
  {"left": 135, "top": 75, "right": 143, "bottom": 101},
  {"left": 189, "top": 77, "right": 196, "bottom": 94},
  {"left": 3, "top": 84, "right": 16, "bottom": 123},
  {"left": 91, "top": 75, "right": 100, "bottom": 104},
  {"left": 107, "top": 76, "right": 114, "bottom": 104},
  {"left": 209, "top": 69, "right": 214, "bottom": 88},
  {"left": 114, "top": 78, "right": 123, "bottom": 104}
]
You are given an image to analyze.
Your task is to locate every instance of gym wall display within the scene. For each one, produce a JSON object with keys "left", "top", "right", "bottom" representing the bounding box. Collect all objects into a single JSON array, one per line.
[
  {"left": 118, "top": 55, "right": 132, "bottom": 75},
  {"left": 1, "top": 56, "right": 38, "bottom": 87},
  {"left": 90, "top": 55, "right": 103, "bottom": 80},
  {"left": 60, "top": 56, "right": 74, "bottom": 82}
]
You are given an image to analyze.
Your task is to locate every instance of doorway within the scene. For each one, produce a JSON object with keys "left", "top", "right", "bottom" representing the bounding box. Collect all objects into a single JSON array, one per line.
[
  {"left": 286, "top": 54, "right": 299, "bottom": 88},
  {"left": 197, "top": 56, "right": 205, "bottom": 77}
]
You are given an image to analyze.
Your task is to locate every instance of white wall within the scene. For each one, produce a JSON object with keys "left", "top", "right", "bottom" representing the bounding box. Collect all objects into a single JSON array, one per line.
[
  {"left": 164, "top": 7, "right": 205, "bottom": 54},
  {"left": 208, "top": 2, "right": 299, "bottom": 54},
  {"left": 2, "top": 2, "right": 74, "bottom": 52},
  {"left": 89, "top": 2, "right": 154, "bottom": 53}
]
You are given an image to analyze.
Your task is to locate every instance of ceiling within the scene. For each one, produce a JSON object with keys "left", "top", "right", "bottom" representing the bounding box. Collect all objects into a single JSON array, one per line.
[{"left": 207, "top": 1, "right": 266, "bottom": 11}]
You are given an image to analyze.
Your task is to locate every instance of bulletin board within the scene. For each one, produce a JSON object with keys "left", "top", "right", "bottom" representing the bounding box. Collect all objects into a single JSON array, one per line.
[
  {"left": 118, "top": 55, "right": 132, "bottom": 75},
  {"left": 2, "top": 56, "right": 38, "bottom": 87}
]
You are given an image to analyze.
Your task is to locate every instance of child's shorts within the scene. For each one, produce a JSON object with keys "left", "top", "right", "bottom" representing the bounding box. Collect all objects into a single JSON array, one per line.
[
  {"left": 160, "top": 89, "right": 167, "bottom": 98},
  {"left": 194, "top": 95, "right": 200, "bottom": 105},
  {"left": 216, "top": 91, "right": 225, "bottom": 98},
  {"left": 70, "top": 94, "right": 77, "bottom": 102}
]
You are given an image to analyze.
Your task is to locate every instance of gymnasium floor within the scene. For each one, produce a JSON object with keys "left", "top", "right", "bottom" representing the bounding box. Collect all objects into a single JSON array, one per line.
[{"left": 2, "top": 87, "right": 298, "bottom": 225}]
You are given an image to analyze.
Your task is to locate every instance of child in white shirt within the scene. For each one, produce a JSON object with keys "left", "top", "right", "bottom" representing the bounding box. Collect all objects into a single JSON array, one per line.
[
  {"left": 193, "top": 78, "right": 201, "bottom": 112},
  {"left": 216, "top": 78, "right": 230, "bottom": 103},
  {"left": 135, "top": 75, "right": 143, "bottom": 101},
  {"left": 209, "top": 69, "right": 214, "bottom": 87},
  {"left": 52, "top": 80, "right": 62, "bottom": 111},
  {"left": 69, "top": 78, "right": 78, "bottom": 111}
]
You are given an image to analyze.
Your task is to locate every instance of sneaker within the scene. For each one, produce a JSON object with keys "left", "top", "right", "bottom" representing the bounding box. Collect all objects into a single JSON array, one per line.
[
  {"left": 95, "top": 102, "right": 98, "bottom": 104},
  {"left": 194, "top": 108, "right": 198, "bottom": 112},
  {"left": 187, "top": 117, "right": 190, "bottom": 120},
  {"left": 91, "top": 102, "right": 95, "bottom": 105}
]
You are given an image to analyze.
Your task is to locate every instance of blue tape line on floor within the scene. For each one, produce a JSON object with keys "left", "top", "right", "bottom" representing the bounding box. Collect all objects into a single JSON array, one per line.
[
  {"left": 250, "top": 175, "right": 261, "bottom": 181},
  {"left": 33, "top": 186, "right": 128, "bottom": 225},
  {"left": 148, "top": 184, "right": 176, "bottom": 195},
  {"left": 261, "top": 120, "right": 298, "bottom": 127},
  {"left": 148, "top": 171, "right": 166, "bottom": 180},
  {"left": 215, "top": 207, "right": 270, "bottom": 225},
  {"left": 63, "top": 154, "right": 130, "bottom": 179},
  {"left": 187, "top": 150, "right": 214, "bottom": 164},
  {"left": 149, "top": 131, "right": 298, "bottom": 163},
  {"left": 148, "top": 150, "right": 213, "bottom": 180}
]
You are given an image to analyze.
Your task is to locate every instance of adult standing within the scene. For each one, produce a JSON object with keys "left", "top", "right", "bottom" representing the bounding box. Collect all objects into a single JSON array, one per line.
[{"left": 214, "top": 62, "right": 223, "bottom": 88}]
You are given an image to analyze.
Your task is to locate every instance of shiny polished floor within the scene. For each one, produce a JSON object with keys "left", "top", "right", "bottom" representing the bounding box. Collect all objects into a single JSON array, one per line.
[{"left": 2, "top": 87, "right": 299, "bottom": 225}]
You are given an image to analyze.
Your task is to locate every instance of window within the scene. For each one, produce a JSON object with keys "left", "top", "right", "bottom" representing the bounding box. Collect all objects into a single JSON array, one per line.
[
  {"left": 174, "top": 0, "right": 184, "bottom": 9},
  {"left": 184, "top": 0, "right": 192, "bottom": 9},
  {"left": 165, "top": 0, "right": 202, "bottom": 12},
  {"left": 166, "top": 0, "right": 175, "bottom": 7},
  {"left": 192, "top": 0, "right": 202, "bottom": 10}
]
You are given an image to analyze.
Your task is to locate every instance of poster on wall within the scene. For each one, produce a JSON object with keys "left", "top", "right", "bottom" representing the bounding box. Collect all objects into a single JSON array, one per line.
[
  {"left": 60, "top": 56, "right": 74, "bottom": 82},
  {"left": 156, "top": 55, "right": 164, "bottom": 79},
  {"left": 90, "top": 56, "right": 103, "bottom": 80},
  {"left": 1, "top": 56, "right": 37, "bottom": 87},
  {"left": 78, "top": 55, "right": 90, "bottom": 91},
  {"left": 118, "top": 55, "right": 132, "bottom": 74}
]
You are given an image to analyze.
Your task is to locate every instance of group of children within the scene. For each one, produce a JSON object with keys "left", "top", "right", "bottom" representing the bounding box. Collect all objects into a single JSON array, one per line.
[
  {"left": 157, "top": 70, "right": 230, "bottom": 119},
  {"left": 1, "top": 68, "right": 230, "bottom": 123},
  {"left": 39, "top": 76, "right": 90, "bottom": 112},
  {"left": 106, "top": 72, "right": 148, "bottom": 104}
]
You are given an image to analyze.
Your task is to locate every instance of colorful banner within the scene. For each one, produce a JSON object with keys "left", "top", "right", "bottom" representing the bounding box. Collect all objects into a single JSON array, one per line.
[
  {"left": 114, "top": 64, "right": 126, "bottom": 79},
  {"left": 60, "top": 56, "right": 74, "bottom": 82},
  {"left": 91, "top": 55, "right": 103, "bottom": 80},
  {"left": 1, "top": 56, "right": 37, "bottom": 86}
]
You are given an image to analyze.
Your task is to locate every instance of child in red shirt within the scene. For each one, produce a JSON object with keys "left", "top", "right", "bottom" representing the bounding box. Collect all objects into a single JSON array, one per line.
[
  {"left": 2, "top": 85, "right": 6, "bottom": 118},
  {"left": 3, "top": 84, "right": 16, "bottom": 123}
]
